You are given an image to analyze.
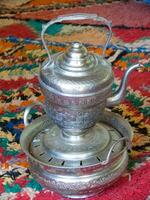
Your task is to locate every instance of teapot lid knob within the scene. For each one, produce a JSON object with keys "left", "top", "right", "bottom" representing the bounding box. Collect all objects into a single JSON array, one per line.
[{"left": 56, "top": 42, "right": 95, "bottom": 74}]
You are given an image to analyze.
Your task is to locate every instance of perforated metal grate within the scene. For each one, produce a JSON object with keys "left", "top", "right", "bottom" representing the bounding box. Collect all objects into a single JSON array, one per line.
[{"left": 30, "top": 122, "right": 123, "bottom": 168}]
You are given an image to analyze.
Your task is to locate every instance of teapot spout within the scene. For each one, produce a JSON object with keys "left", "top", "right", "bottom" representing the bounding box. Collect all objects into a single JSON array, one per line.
[{"left": 106, "top": 64, "right": 142, "bottom": 107}]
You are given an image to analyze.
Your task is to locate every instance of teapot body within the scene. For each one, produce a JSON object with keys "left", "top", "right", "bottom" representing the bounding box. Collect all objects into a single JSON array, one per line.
[
  {"left": 39, "top": 48, "right": 114, "bottom": 133},
  {"left": 40, "top": 86, "right": 110, "bottom": 133}
]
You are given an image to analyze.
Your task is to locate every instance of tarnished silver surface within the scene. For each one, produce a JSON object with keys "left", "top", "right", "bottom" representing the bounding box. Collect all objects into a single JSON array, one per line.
[
  {"left": 20, "top": 110, "right": 131, "bottom": 198},
  {"left": 30, "top": 122, "right": 124, "bottom": 163},
  {"left": 39, "top": 13, "right": 142, "bottom": 133},
  {"left": 39, "top": 42, "right": 113, "bottom": 133},
  {"left": 20, "top": 13, "right": 143, "bottom": 198}
]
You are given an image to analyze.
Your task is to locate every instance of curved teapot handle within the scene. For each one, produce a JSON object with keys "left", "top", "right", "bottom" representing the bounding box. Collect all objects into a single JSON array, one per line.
[
  {"left": 24, "top": 102, "right": 46, "bottom": 127},
  {"left": 41, "top": 13, "right": 112, "bottom": 66}
]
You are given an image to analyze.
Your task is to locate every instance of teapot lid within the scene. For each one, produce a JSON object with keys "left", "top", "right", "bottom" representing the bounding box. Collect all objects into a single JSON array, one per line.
[
  {"left": 39, "top": 42, "right": 113, "bottom": 96},
  {"left": 54, "top": 42, "right": 98, "bottom": 77}
]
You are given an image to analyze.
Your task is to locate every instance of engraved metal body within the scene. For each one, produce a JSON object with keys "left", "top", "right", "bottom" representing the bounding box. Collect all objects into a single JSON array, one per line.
[
  {"left": 21, "top": 111, "right": 131, "bottom": 198},
  {"left": 20, "top": 13, "right": 143, "bottom": 198}
]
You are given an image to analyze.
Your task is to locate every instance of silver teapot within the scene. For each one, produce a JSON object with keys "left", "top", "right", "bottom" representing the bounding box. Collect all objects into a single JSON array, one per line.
[
  {"left": 21, "top": 13, "right": 142, "bottom": 199},
  {"left": 38, "top": 13, "right": 140, "bottom": 135}
]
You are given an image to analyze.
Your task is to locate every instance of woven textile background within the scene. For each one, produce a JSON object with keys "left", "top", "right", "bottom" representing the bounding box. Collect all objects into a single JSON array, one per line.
[{"left": 0, "top": 0, "right": 150, "bottom": 199}]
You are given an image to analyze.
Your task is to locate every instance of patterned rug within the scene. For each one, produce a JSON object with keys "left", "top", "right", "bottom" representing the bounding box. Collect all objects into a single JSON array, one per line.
[{"left": 0, "top": 0, "right": 150, "bottom": 199}]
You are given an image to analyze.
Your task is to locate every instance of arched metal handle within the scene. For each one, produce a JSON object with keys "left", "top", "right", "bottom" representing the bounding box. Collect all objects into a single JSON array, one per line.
[
  {"left": 100, "top": 137, "right": 130, "bottom": 165},
  {"left": 24, "top": 102, "right": 46, "bottom": 127},
  {"left": 41, "top": 13, "right": 112, "bottom": 66}
]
